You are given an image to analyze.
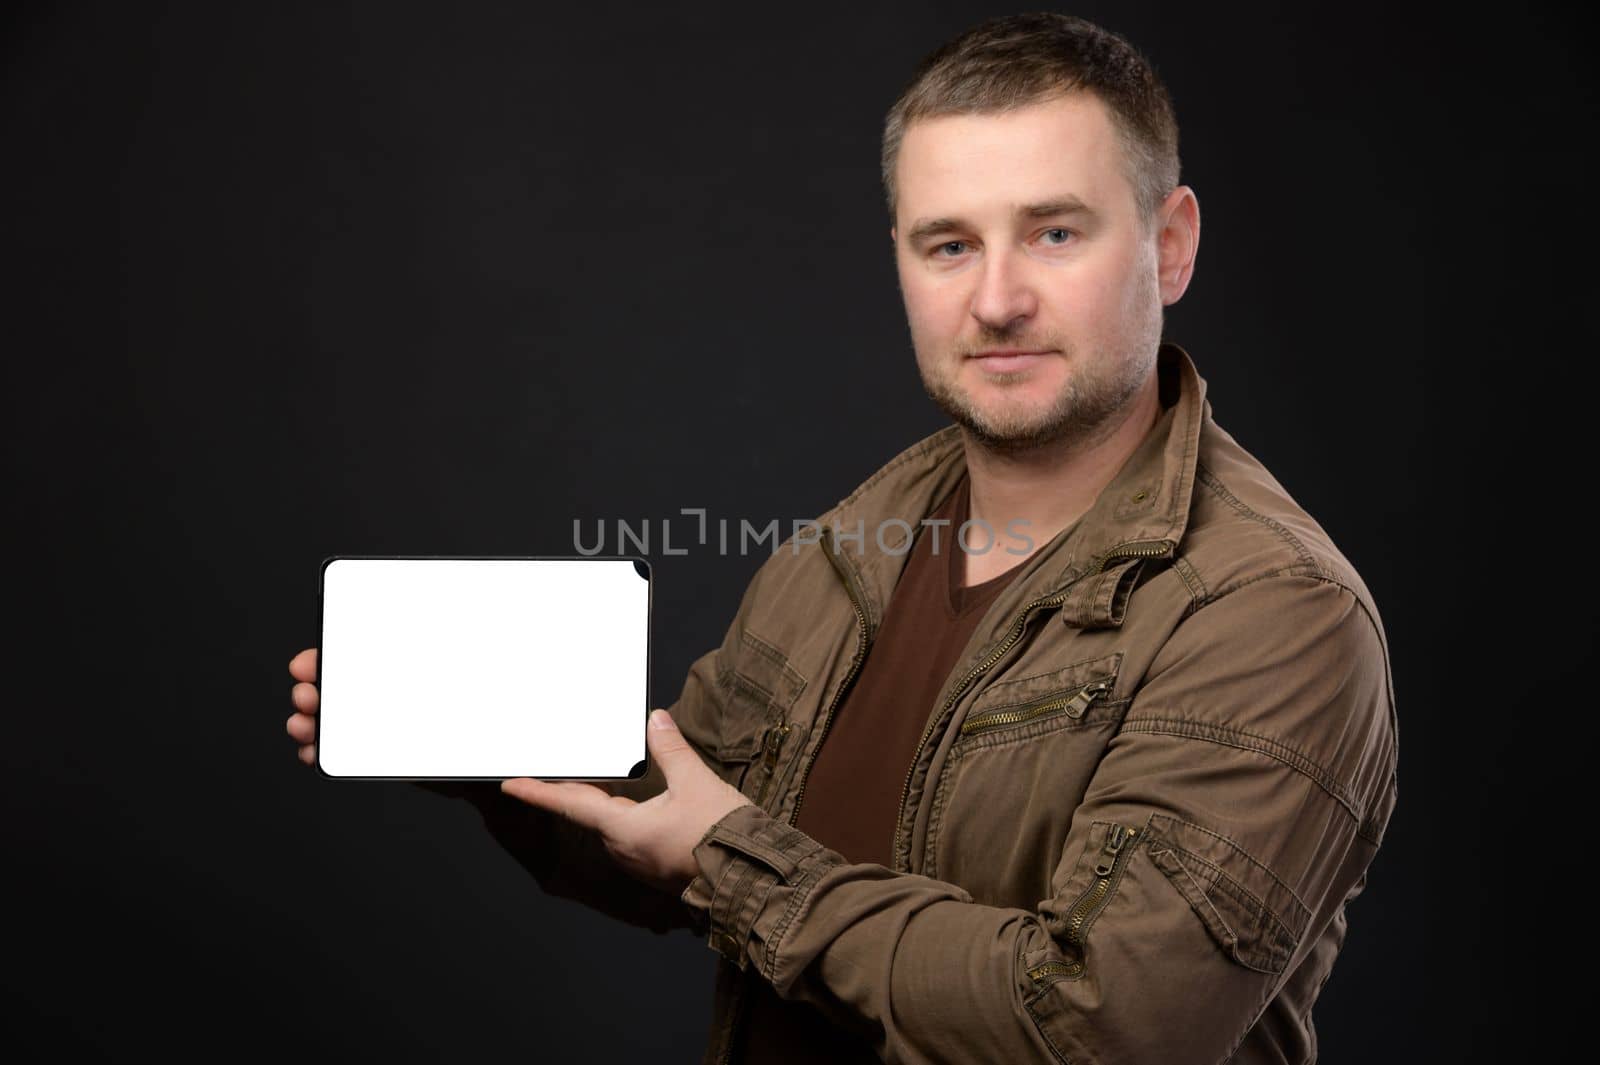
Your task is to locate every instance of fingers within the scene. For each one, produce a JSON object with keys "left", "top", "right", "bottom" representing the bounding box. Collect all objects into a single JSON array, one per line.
[
  {"left": 288, "top": 649, "right": 321, "bottom": 770},
  {"left": 291, "top": 681, "right": 319, "bottom": 715},
  {"left": 500, "top": 778, "right": 618, "bottom": 831},
  {"left": 288, "top": 648, "right": 318, "bottom": 683},
  {"left": 286, "top": 712, "right": 315, "bottom": 744}
]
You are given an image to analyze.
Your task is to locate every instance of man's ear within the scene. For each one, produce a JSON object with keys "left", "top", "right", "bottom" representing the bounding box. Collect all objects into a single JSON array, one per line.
[
  {"left": 889, "top": 226, "right": 897, "bottom": 244},
  {"left": 1155, "top": 185, "right": 1200, "bottom": 307}
]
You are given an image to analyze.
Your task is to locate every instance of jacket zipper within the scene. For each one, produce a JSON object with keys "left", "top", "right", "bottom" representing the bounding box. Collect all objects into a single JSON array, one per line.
[
  {"left": 890, "top": 539, "right": 1170, "bottom": 871},
  {"left": 1086, "top": 539, "right": 1172, "bottom": 572},
  {"left": 753, "top": 721, "right": 793, "bottom": 807},
  {"left": 957, "top": 677, "right": 1114, "bottom": 736},
  {"left": 1026, "top": 822, "right": 1137, "bottom": 984},
  {"left": 720, "top": 524, "right": 873, "bottom": 1065}
]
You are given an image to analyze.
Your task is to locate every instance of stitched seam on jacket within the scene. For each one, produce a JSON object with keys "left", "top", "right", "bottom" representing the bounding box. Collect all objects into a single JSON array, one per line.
[
  {"left": 740, "top": 629, "right": 809, "bottom": 695},
  {"left": 1161, "top": 843, "right": 1300, "bottom": 950},
  {"left": 698, "top": 856, "right": 738, "bottom": 949},
  {"left": 709, "top": 852, "right": 739, "bottom": 913},
  {"left": 924, "top": 748, "right": 966, "bottom": 879},
  {"left": 1172, "top": 553, "right": 1207, "bottom": 608},
  {"left": 1148, "top": 815, "right": 1310, "bottom": 921},
  {"left": 740, "top": 628, "right": 789, "bottom": 668},
  {"left": 1140, "top": 371, "right": 1203, "bottom": 547},
  {"left": 1200, "top": 564, "right": 1332, "bottom": 604},
  {"left": 1023, "top": 994, "right": 1075, "bottom": 1065},
  {"left": 766, "top": 825, "right": 825, "bottom": 868},
  {"left": 1195, "top": 462, "right": 1321, "bottom": 573},
  {"left": 737, "top": 819, "right": 819, "bottom": 875},
  {"left": 720, "top": 667, "right": 774, "bottom": 708},
  {"left": 1119, "top": 717, "right": 1361, "bottom": 822},
  {"left": 764, "top": 863, "right": 828, "bottom": 985},
  {"left": 718, "top": 859, "right": 765, "bottom": 958},
  {"left": 1358, "top": 802, "right": 1387, "bottom": 845}
]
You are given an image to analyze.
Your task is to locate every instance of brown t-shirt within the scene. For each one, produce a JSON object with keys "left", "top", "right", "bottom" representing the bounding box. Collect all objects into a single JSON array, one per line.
[{"left": 733, "top": 471, "right": 1024, "bottom": 1063}]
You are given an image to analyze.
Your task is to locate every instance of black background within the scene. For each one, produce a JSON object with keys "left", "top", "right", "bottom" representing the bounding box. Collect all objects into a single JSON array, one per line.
[{"left": 3, "top": 2, "right": 1582, "bottom": 1061}]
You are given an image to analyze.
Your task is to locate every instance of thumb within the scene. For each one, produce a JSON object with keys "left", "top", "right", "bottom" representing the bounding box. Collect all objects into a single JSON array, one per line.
[{"left": 646, "top": 709, "right": 699, "bottom": 783}]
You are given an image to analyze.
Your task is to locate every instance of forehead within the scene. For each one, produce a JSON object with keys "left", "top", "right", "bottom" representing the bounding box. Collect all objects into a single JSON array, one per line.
[{"left": 895, "top": 92, "right": 1130, "bottom": 224}]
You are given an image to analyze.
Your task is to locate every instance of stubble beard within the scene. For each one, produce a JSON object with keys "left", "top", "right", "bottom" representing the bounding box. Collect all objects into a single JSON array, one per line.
[
  {"left": 919, "top": 334, "right": 1158, "bottom": 458},
  {"left": 917, "top": 277, "right": 1164, "bottom": 458}
]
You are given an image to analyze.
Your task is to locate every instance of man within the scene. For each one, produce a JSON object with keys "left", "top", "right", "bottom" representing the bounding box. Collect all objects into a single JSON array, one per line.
[{"left": 287, "top": 13, "right": 1397, "bottom": 1063}]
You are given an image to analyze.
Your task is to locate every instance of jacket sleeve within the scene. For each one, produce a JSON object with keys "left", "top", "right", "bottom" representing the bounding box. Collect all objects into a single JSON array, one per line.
[
  {"left": 678, "top": 574, "right": 1398, "bottom": 1063},
  {"left": 465, "top": 567, "right": 774, "bottom": 936}
]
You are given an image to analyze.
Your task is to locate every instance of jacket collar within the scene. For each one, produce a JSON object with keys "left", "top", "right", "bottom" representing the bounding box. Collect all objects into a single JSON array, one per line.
[{"left": 819, "top": 341, "right": 1211, "bottom": 631}]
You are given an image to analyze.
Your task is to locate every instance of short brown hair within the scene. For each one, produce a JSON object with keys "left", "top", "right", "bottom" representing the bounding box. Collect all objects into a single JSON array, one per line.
[{"left": 882, "top": 13, "right": 1181, "bottom": 236}]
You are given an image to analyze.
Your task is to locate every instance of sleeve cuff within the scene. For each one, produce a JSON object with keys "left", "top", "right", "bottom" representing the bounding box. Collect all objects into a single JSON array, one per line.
[{"left": 677, "top": 802, "right": 844, "bottom": 975}]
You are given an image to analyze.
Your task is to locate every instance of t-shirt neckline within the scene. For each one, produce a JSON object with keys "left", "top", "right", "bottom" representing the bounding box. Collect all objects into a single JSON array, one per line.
[{"left": 942, "top": 473, "right": 1022, "bottom": 617}]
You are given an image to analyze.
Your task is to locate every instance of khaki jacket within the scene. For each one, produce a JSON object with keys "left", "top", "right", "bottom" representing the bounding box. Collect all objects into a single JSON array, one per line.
[{"left": 473, "top": 342, "right": 1399, "bottom": 1064}]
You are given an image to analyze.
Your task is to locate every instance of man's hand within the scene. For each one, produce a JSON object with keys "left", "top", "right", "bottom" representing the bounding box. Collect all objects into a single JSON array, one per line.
[{"left": 499, "top": 709, "right": 755, "bottom": 896}]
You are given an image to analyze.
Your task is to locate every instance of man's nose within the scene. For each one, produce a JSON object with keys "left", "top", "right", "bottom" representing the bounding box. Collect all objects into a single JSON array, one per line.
[{"left": 969, "top": 247, "right": 1038, "bottom": 335}]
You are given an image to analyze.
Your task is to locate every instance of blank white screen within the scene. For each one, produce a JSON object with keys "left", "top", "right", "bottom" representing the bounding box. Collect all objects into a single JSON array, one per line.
[{"left": 317, "top": 558, "right": 649, "bottom": 778}]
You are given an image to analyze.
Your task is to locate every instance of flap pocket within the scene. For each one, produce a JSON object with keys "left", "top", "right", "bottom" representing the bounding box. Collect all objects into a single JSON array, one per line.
[
  {"left": 1145, "top": 814, "right": 1310, "bottom": 975},
  {"left": 716, "top": 627, "right": 807, "bottom": 760}
]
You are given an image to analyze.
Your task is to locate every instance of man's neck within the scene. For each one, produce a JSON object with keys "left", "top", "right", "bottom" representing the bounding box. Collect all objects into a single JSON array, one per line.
[{"left": 958, "top": 376, "right": 1163, "bottom": 587}]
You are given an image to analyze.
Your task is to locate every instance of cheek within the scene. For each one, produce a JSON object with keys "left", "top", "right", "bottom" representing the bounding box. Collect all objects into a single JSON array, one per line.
[
  {"left": 1099, "top": 251, "right": 1150, "bottom": 320},
  {"left": 899, "top": 287, "right": 936, "bottom": 345},
  {"left": 1039, "top": 274, "right": 1123, "bottom": 349},
  {"left": 901, "top": 277, "right": 963, "bottom": 340},
  {"left": 1068, "top": 264, "right": 1121, "bottom": 311}
]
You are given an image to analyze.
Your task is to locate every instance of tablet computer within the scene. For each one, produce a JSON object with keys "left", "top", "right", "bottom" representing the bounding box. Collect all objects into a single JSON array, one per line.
[{"left": 314, "top": 555, "right": 651, "bottom": 781}]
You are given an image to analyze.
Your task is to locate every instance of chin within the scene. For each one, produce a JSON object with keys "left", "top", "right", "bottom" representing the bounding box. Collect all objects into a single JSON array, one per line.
[
  {"left": 922, "top": 363, "right": 1070, "bottom": 442},
  {"left": 974, "top": 409, "right": 1059, "bottom": 441},
  {"left": 967, "top": 379, "right": 1065, "bottom": 417}
]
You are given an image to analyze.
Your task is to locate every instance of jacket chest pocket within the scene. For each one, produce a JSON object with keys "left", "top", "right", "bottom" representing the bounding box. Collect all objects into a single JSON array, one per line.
[
  {"left": 716, "top": 628, "right": 808, "bottom": 808},
  {"left": 923, "top": 652, "right": 1125, "bottom": 907}
]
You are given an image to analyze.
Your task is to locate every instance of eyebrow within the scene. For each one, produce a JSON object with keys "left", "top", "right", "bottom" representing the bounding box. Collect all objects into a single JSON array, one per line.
[{"left": 904, "top": 196, "right": 1097, "bottom": 245}]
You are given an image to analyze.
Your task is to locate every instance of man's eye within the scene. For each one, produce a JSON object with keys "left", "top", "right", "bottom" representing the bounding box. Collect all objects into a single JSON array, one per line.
[
  {"left": 1040, "top": 227, "right": 1073, "bottom": 245},
  {"left": 934, "top": 241, "right": 968, "bottom": 257}
]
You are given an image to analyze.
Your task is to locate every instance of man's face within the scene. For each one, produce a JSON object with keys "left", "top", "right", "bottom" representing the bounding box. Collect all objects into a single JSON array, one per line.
[{"left": 892, "top": 92, "right": 1169, "bottom": 454}]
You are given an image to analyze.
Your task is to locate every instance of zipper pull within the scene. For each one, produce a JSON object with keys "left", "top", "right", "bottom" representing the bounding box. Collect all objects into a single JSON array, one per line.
[
  {"left": 1094, "top": 823, "right": 1132, "bottom": 876},
  {"left": 758, "top": 722, "right": 790, "bottom": 764},
  {"left": 754, "top": 723, "right": 791, "bottom": 805},
  {"left": 1064, "top": 679, "right": 1113, "bottom": 719}
]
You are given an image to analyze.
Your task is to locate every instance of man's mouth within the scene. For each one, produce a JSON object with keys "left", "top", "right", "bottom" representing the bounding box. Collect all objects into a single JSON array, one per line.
[{"left": 969, "top": 349, "right": 1054, "bottom": 372}]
